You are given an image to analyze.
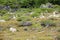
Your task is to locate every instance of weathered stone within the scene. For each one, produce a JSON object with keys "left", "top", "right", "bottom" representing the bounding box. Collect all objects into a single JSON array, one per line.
[
  {"left": 9, "top": 27, "right": 17, "bottom": 32},
  {"left": 0, "top": 26, "right": 4, "bottom": 31},
  {"left": 40, "top": 4, "right": 47, "bottom": 8},
  {"left": 4, "top": 5, "right": 10, "bottom": 11},
  {"left": 40, "top": 3, "right": 53, "bottom": 8},
  {"left": 0, "top": 20, "right": 6, "bottom": 22},
  {"left": 46, "top": 3, "right": 53, "bottom": 8},
  {"left": 19, "top": 21, "right": 32, "bottom": 26}
]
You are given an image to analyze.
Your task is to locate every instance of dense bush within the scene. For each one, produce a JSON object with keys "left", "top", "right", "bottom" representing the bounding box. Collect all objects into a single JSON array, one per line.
[{"left": 0, "top": 0, "right": 60, "bottom": 8}]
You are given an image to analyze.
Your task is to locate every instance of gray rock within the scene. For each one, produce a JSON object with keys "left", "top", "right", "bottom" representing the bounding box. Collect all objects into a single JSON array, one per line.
[
  {"left": 0, "top": 26, "right": 4, "bottom": 31},
  {"left": 40, "top": 3, "right": 53, "bottom": 8},
  {"left": 40, "top": 4, "right": 46, "bottom": 8},
  {"left": 46, "top": 3, "right": 53, "bottom": 8},
  {"left": 4, "top": 5, "right": 10, "bottom": 11},
  {"left": 0, "top": 20, "right": 6, "bottom": 22},
  {"left": 19, "top": 21, "right": 32, "bottom": 26}
]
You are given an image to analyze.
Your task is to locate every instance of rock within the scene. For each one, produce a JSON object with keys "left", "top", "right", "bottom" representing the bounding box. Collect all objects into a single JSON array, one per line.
[
  {"left": 11, "top": 8, "right": 18, "bottom": 12},
  {"left": 39, "top": 15, "right": 45, "bottom": 19},
  {"left": 40, "top": 3, "right": 53, "bottom": 8},
  {"left": 48, "top": 12, "right": 60, "bottom": 18},
  {"left": 4, "top": 5, "right": 10, "bottom": 11},
  {"left": 9, "top": 27, "right": 17, "bottom": 32},
  {"left": 46, "top": 3, "right": 53, "bottom": 8},
  {"left": 19, "top": 21, "right": 32, "bottom": 26},
  {"left": 12, "top": 16, "right": 16, "bottom": 19},
  {"left": 0, "top": 26, "right": 4, "bottom": 31},
  {"left": 0, "top": 20, "right": 6, "bottom": 22}
]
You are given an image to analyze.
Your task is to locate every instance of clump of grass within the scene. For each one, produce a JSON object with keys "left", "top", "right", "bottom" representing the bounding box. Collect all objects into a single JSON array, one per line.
[
  {"left": 56, "top": 35, "right": 60, "bottom": 40},
  {"left": 40, "top": 20, "right": 56, "bottom": 27}
]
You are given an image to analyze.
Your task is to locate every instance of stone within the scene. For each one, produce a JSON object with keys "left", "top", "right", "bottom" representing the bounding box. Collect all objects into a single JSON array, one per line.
[
  {"left": 9, "top": 27, "right": 17, "bottom": 32},
  {"left": 19, "top": 21, "right": 32, "bottom": 26},
  {"left": 4, "top": 5, "right": 10, "bottom": 11},
  {"left": 0, "top": 20, "right": 6, "bottom": 22},
  {"left": 40, "top": 4, "right": 47, "bottom": 8},
  {"left": 46, "top": 3, "right": 53, "bottom": 8},
  {"left": 39, "top": 15, "right": 45, "bottom": 19},
  {"left": 40, "top": 3, "right": 53, "bottom": 8},
  {"left": 0, "top": 26, "right": 4, "bottom": 31},
  {"left": 11, "top": 8, "right": 18, "bottom": 12}
]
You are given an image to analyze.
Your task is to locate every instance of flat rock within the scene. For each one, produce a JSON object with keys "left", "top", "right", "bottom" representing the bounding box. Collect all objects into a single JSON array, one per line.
[{"left": 19, "top": 21, "right": 32, "bottom": 26}]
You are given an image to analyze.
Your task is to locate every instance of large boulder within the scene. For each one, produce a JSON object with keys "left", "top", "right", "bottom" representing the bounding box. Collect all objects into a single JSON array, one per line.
[{"left": 18, "top": 21, "right": 32, "bottom": 26}]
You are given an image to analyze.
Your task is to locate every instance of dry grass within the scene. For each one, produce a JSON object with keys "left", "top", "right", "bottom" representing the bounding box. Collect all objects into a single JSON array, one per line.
[{"left": 0, "top": 18, "right": 60, "bottom": 40}]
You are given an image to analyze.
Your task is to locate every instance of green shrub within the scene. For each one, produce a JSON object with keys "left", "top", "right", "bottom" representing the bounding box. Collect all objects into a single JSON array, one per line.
[
  {"left": 17, "top": 16, "right": 32, "bottom": 21},
  {"left": 0, "top": 9, "right": 7, "bottom": 16},
  {"left": 2, "top": 14, "right": 11, "bottom": 21},
  {"left": 31, "top": 8, "right": 42, "bottom": 17},
  {"left": 40, "top": 20, "right": 56, "bottom": 27}
]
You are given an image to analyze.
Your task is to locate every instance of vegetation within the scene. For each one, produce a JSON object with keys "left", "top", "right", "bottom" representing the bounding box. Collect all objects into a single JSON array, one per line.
[
  {"left": 0, "top": 0, "right": 60, "bottom": 8},
  {"left": 0, "top": 0, "right": 60, "bottom": 40}
]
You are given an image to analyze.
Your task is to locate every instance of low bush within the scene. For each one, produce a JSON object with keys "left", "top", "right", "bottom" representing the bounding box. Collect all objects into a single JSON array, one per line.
[
  {"left": 40, "top": 20, "right": 56, "bottom": 27},
  {"left": 2, "top": 14, "right": 11, "bottom": 21},
  {"left": 0, "top": 9, "right": 7, "bottom": 16}
]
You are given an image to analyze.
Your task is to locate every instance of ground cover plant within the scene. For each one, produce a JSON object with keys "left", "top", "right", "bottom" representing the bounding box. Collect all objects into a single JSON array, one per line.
[{"left": 0, "top": 0, "right": 60, "bottom": 40}]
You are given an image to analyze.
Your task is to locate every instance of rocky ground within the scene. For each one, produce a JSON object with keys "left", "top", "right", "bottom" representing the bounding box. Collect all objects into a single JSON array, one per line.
[{"left": 0, "top": 7, "right": 60, "bottom": 40}]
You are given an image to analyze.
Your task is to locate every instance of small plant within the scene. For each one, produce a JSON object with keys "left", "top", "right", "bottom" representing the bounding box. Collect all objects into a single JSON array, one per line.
[
  {"left": 40, "top": 20, "right": 56, "bottom": 27},
  {"left": 17, "top": 16, "right": 32, "bottom": 21},
  {"left": 0, "top": 9, "right": 7, "bottom": 16},
  {"left": 2, "top": 14, "right": 11, "bottom": 21}
]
